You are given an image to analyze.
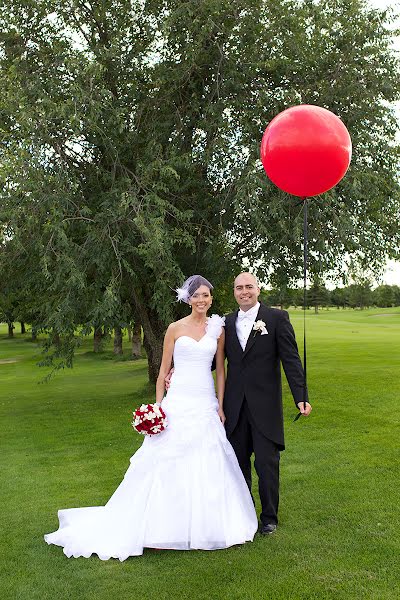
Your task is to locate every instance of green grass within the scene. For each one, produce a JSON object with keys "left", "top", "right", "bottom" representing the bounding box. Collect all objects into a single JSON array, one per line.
[{"left": 1, "top": 308, "right": 400, "bottom": 600}]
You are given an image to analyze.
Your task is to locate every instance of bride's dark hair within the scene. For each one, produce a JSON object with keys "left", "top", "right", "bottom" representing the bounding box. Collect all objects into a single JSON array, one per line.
[{"left": 176, "top": 275, "right": 213, "bottom": 304}]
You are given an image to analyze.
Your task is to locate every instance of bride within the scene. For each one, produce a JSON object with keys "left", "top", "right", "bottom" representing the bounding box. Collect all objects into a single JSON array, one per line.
[{"left": 44, "top": 275, "right": 258, "bottom": 560}]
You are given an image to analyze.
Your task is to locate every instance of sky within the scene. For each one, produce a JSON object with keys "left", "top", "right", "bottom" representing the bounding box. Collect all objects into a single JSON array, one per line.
[{"left": 358, "top": 0, "right": 399, "bottom": 286}]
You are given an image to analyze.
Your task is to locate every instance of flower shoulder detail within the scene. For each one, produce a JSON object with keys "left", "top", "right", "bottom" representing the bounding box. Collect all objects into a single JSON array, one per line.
[{"left": 206, "top": 314, "right": 225, "bottom": 340}]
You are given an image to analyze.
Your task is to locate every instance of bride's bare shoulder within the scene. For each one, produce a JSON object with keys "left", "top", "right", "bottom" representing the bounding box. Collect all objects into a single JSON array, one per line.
[
  {"left": 167, "top": 317, "right": 189, "bottom": 335},
  {"left": 171, "top": 317, "right": 190, "bottom": 327}
]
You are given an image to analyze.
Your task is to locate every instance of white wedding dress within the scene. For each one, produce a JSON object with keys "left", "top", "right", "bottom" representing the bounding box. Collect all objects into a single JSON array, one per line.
[{"left": 44, "top": 315, "right": 258, "bottom": 560}]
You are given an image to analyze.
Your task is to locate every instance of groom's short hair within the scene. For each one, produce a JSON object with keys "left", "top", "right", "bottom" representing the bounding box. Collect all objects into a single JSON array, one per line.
[{"left": 234, "top": 272, "right": 260, "bottom": 287}]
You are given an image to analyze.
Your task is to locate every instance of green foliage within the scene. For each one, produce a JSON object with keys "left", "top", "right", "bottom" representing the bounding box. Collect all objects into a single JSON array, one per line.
[
  {"left": 0, "top": 0, "right": 399, "bottom": 378},
  {"left": 330, "top": 286, "right": 350, "bottom": 308},
  {"left": 373, "top": 284, "right": 400, "bottom": 308},
  {"left": 261, "top": 286, "right": 299, "bottom": 308},
  {"left": 347, "top": 280, "right": 373, "bottom": 308},
  {"left": 261, "top": 282, "right": 400, "bottom": 310},
  {"left": 307, "top": 277, "right": 330, "bottom": 311}
]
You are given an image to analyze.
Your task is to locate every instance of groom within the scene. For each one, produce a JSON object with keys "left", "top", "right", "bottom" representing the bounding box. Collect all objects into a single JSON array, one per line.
[{"left": 224, "top": 272, "right": 312, "bottom": 534}]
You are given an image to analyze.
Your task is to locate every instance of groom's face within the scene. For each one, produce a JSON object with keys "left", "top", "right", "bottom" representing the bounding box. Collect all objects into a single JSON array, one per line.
[{"left": 234, "top": 273, "right": 260, "bottom": 311}]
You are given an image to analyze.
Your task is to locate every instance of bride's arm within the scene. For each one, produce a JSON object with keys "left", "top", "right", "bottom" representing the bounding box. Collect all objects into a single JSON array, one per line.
[
  {"left": 155, "top": 324, "right": 175, "bottom": 405},
  {"left": 215, "top": 329, "right": 226, "bottom": 424}
]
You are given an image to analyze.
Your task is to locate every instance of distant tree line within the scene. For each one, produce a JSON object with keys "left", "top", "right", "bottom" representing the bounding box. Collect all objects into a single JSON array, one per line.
[
  {"left": 2, "top": 280, "right": 398, "bottom": 345},
  {"left": 261, "top": 282, "right": 400, "bottom": 312}
]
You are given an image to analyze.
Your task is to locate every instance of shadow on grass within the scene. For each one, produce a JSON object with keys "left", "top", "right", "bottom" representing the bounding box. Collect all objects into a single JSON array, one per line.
[
  {"left": 130, "top": 380, "right": 156, "bottom": 405},
  {"left": 77, "top": 349, "right": 147, "bottom": 362}
]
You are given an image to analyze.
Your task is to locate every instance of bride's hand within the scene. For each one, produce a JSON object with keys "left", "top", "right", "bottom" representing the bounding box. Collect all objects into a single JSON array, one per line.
[{"left": 218, "top": 408, "right": 226, "bottom": 425}]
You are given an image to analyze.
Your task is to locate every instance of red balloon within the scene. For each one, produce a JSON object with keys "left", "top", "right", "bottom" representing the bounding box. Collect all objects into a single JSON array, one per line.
[{"left": 260, "top": 105, "right": 352, "bottom": 197}]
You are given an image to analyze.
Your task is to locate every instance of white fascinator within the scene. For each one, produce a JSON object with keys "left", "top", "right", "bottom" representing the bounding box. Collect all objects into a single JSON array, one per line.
[{"left": 175, "top": 275, "right": 214, "bottom": 304}]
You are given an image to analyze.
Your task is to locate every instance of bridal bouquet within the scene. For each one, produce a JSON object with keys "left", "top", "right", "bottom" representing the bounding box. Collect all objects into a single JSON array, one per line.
[{"left": 132, "top": 403, "right": 168, "bottom": 436}]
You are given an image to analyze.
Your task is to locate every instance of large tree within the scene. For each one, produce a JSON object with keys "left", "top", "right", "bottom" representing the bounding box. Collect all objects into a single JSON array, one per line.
[{"left": 0, "top": 0, "right": 399, "bottom": 380}]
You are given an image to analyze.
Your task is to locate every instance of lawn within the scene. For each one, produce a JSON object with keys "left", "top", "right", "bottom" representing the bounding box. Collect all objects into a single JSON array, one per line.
[{"left": 1, "top": 308, "right": 399, "bottom": 600}]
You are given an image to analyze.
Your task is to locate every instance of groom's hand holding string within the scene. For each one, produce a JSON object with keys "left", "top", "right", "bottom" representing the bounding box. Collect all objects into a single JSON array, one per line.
[{"left": 296, "top": 401, "right": 312, "bottom": 416}]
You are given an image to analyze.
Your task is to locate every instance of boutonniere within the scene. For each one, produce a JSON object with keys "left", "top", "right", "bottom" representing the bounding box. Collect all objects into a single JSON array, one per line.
[{"left": 253, "top": 320, "right": 268, "bottom": 336}]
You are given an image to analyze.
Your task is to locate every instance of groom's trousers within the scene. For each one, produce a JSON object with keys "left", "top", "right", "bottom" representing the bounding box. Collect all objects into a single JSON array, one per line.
[{"left": 228, "top": 399, "right": 280, "bottom": 526}]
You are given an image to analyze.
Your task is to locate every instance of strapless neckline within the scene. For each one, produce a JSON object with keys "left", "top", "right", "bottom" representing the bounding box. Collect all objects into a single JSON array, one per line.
[{"left": 175, "top": 334, "right": 208, "bottom": 344}]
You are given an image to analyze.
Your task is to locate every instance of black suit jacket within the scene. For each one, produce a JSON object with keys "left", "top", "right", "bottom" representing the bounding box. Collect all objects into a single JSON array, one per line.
[{"left": 224, "top": 303, "right": 306, "bottom": 449}]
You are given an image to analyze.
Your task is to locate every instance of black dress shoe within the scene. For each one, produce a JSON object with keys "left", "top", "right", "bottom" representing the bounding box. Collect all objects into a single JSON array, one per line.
[{"left": 260, "top": 523, "right": 277, "bottom": 535}]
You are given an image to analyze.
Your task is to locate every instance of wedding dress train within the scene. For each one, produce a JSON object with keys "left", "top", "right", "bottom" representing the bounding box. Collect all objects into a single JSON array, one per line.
[{"left": 44, "top": 315, "right": 258, "bottom": 560}]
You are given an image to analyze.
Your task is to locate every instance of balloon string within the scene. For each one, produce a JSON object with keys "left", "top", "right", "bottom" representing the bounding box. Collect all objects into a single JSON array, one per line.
[
  {"left": 294, "top": 197, "right": 308, "bottom": 423},
  {"left": 302, "top": 197, "right": 308, "bottom": 412}
]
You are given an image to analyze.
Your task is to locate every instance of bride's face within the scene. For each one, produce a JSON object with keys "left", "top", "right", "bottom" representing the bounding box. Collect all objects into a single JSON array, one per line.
[{"left": 189, "top": 285, "right": 212, "bottom": 315}]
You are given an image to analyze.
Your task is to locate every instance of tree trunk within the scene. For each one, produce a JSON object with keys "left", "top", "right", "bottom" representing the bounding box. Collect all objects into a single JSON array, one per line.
[
  {"left": 32, "top": 327, "right": 38, "bottom": 342},
  {"left": 130, "top": 291, "right": 165, "bottom": 384},
  {"left": 314, "top": 305, "right": 319, "bottom": 314},
  {"left": 113, "top": 326, "right": 123, "bottom": 355},
  {"left": 131, "top": 322, "right": 142, "bottom": 360},
  {"left": 53, "top": 331, "right": 61, "bottom": 347},
  {"left": 21, "top": 321, "right": 26, "bottom": 334},
  {"left": 142, "top": 332, "right": 163, "bottom": 383},
  {"left": 127, "top": 325, "right": 132, "bottom": 342},
  {"left": 94, "top": 326, "right": 103, "bottom": 352},
  {"left": 8, "top": 322, "right": 14, "bottom": 337}
]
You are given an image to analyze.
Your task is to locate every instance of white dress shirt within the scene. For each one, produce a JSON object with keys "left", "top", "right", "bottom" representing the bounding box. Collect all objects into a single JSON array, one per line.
[{"left": 235, "top": 302, "right": 260, "bottom": 351}]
